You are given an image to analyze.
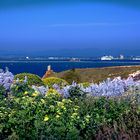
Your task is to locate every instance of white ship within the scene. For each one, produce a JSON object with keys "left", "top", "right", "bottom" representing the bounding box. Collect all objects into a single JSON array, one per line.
[{"left": 101, "top": 55, "right": 114, "bottom": 61}]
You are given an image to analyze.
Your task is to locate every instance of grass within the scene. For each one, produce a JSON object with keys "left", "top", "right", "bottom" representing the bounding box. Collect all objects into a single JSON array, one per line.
[{"left": 56, "top": 66, "right": 140, "bottom": 83}]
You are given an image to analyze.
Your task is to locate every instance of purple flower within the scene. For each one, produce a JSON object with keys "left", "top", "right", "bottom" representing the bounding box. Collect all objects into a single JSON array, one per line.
[
  {"left": 0, "top": 68, "right": 14, "bottom": 91},
  {"left": 32, "top": 85, "right": 48, "bottom": 95}
]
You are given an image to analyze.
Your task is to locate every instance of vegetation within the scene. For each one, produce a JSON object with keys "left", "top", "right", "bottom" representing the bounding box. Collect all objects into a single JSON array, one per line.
[
  {"left": 68, "top": 85, "right": 87, "bottom": 98},
  {"left": 58, "top": 66, "right": 140, "bottom": 83},
  {"left": 11, "top": 80, "right": 35, "bottom": 97},
  {"left": 0, "top": 68, "right": 140, "bottom": 139},
  {"left": 79, "top": 82, "right": 90, "bottom": 88},
  {"left": 43, "top": 77, "right": 68, "bottom": 88},
  {"left": 0, "top": 87, "right": 90, "bottom": 139},
  {"left": 77, "top": 95, "right": 140, "bottom": 139},
  {"left": 15, "top": 73, "right": 44, "bottom": 86},
  {"left": 60, "top": 68, "right": 81, "bottom": 84},
  {"left": 0, "top": 85, "right": 6, "bottom": 99},
  {"left": 0, "top": 87, "right": 139, "bottom": 139}
]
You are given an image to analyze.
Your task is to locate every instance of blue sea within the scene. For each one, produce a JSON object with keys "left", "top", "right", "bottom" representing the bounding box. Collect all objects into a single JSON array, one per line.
[{"left": 0, "top": 60, "right": 140, "bottom": 77}]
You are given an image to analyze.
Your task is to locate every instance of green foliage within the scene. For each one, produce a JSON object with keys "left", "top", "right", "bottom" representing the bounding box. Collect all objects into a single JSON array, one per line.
[
  {"left": 43, "top": 77, "right": 68, "bottom": 88},
  {"left": 10, "top": 81, "right": 35, "bottom": 97},
  {"left": 0, "top": 95, "right": 90, "bottom": 140},
  {"left": 61, "top": 69, "right": 81, "bottom": 84},
  {"left": 0, "top": 79, "right": 140, "bottom": 139},
  {"left": 45, "top": 88, "right": 63, "bottom": 101},
  {"left": 0, "top": 85, "right": 6, "bottom": 99},
  {"left": 14, "top": 73, "right": 44, "bottom": 86},
  {"left": 0, "top": 93, "right": 140, "bottom": 139},
  {"left": 68, "top": 85, "right": 87, "bottom": 99},
  {"left": 77, "top": 95, "right": 140, "bottom": 139}
]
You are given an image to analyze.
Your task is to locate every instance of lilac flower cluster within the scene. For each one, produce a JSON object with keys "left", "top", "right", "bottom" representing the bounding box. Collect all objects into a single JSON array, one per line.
[
  {"left": 32, "top": 85, "right": 49, "bottom": 95},
  {"left": 82, "top": 76, "right": 140, "bottom": 97},
  {"left": 57, "top": 82, "right": 77, "bottom": 98},
  {"left": 31, "top": 77, "right": 140, "bottom": 98},
  {"left": 0, "top": 68, "right": 14, "bottom": 91},
  {"left": 52, "top": 77, "right": 140, "bottom": 97},
  {"left": 31, "top": 82, "right": 77, "bottom": 98}
]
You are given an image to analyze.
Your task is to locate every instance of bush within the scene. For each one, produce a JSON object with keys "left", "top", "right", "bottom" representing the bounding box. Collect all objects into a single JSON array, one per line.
[
  {"left": 14, "top": 73, "right": 44, "bottom": 86},
  {"left": 0, "top": 95, "right": 90, "bottom": 140},
  {"left": 68, "top": 85, "right": 87, "bottom": 99},
  {"left": 43, "top": 77, "right": 68, "bottom": 88},
  {"left": 77, "top": 94, "right": 140, "bottom": 139},
  {"left": 11, "top": 80, "right": 35, "bottom": 97},
  {"left": 0, "top": 85, "right": 6, "bottom": 99},
  {"left": 0, "top": 90, "right": 140, "bottom": 139},
  {"left": 1, "top": 69, "right": 140, "bottom": 139}
]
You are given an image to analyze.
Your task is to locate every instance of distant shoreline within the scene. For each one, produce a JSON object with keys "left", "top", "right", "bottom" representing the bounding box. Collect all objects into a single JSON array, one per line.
[{"left": 0, "top": 60, "right": 140, "bottom": 63}]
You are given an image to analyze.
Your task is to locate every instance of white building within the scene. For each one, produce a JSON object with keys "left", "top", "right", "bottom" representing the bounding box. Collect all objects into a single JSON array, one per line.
[
  {"left": 133, "top": 57, "right": 140, "bottom": 60},
  {"left": 26, "top": 56, "right": 30, "bottom": 60}
]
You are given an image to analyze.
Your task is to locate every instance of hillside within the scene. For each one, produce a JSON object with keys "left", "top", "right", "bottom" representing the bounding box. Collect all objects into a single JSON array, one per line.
[{"left": 57, "top": 66, "right": 140, "bottom": 83}]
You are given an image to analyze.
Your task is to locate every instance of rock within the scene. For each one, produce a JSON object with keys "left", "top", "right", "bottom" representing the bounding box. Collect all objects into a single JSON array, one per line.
[{"left": 129, "top": 70, "right": 140, "bottom": 81}]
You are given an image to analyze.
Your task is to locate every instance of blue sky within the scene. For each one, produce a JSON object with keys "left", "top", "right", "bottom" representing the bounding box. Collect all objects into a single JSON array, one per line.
[{"left": 0, "top": 0, "right": 140, "bottom": 57}]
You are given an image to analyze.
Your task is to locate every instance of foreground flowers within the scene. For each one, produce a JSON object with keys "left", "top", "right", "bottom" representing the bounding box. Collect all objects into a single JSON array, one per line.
[
  {"left": 0, "top": 69, "right": 140, "bottom": 139},
  {"left": 0, "top": 88, "right": 140, "bottom": 139}
]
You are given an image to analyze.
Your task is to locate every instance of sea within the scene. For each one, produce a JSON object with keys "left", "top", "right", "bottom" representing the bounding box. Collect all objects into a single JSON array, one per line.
[{"left": 0, "top": 60, "right": 140, "bottom": 77}]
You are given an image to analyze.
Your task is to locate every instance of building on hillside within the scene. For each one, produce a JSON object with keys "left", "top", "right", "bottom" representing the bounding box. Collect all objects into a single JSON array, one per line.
[{"left": 42, "top": 65, "right": 55, "bottom": 79}]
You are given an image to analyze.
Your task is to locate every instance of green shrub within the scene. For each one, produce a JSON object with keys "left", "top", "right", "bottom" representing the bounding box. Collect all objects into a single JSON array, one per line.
[
  {"left": 0, "top": 95, "right": 90, "bottom": 140},
  {"left": 43, "top": 77, "right": 68, "bottom": 88},
  {"left": 68, "top": 85, "right": 87, "bottom": 99},
  {"left": 77, "top": 95, "right": 140, "bottom": 139},
  {"left": 45, "top": 88, "right": 63, "bottom": 101},
  {"left": 0, "top": 85, "right": 6, "bottom": 99},
  {"left": 14, "top": 73, "right": 44, "bottom": 86},
  {"left": 0, "top": 84, "right": 140, "bottom": 139},
  {"left": 10, "top": 81, "right": 35, "bottom": 97}
]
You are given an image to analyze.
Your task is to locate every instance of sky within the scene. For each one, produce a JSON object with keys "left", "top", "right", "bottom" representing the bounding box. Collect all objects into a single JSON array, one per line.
[{"left": 0, "top": 0, "right": 140, "bottom": 57}]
